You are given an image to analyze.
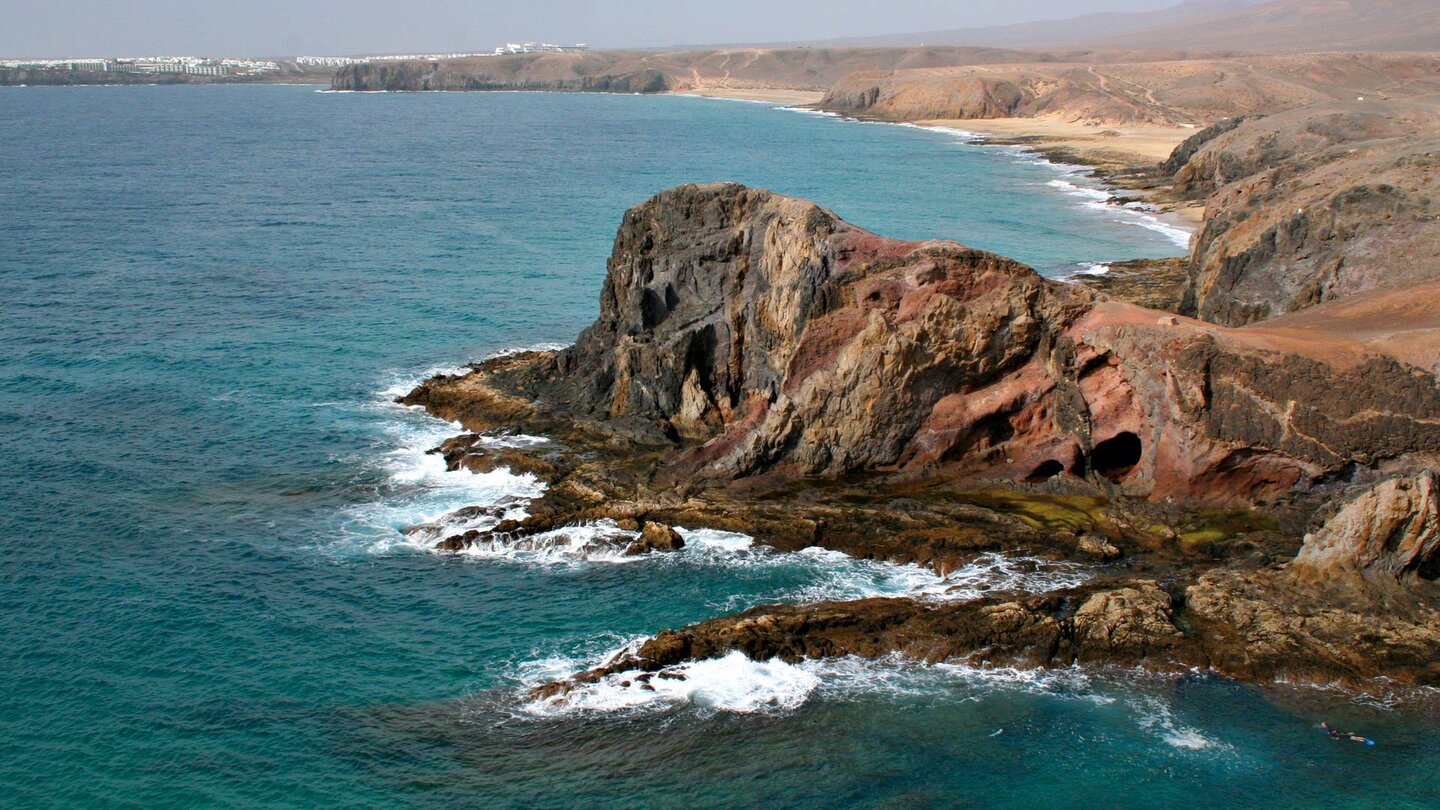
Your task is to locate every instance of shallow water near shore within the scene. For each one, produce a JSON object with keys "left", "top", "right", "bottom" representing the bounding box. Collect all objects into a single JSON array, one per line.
[{"left": 2, "top": 84, "right": 1437, "bottom": 808}]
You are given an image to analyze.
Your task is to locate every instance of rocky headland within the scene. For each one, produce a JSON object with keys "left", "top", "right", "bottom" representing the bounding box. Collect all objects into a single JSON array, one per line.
[{"left": 401, "top": 181, "right": 1440, "bottom": 702}]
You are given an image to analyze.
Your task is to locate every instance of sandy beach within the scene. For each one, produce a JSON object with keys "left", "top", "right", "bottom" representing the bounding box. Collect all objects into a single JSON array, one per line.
[
  {"left": 921, "top": 116, "right": 1196, "bottom": 165},
  {"left": 914, "top": 115, "right": 1206, "bottom": 227}
]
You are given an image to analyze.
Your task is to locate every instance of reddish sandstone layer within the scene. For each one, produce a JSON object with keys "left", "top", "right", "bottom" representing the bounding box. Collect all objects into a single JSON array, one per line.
[{"left": 405, "top": 183, "right": 1440, "bottom": 508}]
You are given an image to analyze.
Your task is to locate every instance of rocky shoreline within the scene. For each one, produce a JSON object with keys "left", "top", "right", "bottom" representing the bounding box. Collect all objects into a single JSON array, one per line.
[{"left": 400, "top": 178, "right": 1440, "bottom": 706}]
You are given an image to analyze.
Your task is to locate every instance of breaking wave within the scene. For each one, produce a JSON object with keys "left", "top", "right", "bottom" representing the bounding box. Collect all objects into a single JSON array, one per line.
[{"left": 516, "top": 647, "right": 1229, "bottom": 731}]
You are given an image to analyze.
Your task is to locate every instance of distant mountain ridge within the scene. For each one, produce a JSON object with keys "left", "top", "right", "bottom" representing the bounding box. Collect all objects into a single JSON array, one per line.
[
  {"left": 1079, "top": 0, "right": 1440, "bottom": 52},
  {"left": 838, "top": 0, "right": 1440, "bottom": 53},
  {"left": 822, "top": 0, "right": 1266, "bottom": 48}
]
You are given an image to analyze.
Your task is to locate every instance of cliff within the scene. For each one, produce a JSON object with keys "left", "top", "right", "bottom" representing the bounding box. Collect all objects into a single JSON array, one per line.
[
  {"left": 329, "top": 46, "right": 1055, "bottom": 94},
  {"left": 1169, "top": 99, "right": 1440, "bottom": 325},
  {"left": 332, "top": 54, "right": 671, "bottom": 93},
  {"left": 404, "top": 183, "right": 1440, "bottom": 694},
  {"left": 407, "top": 183, "right": 1440, "bottom": 507}
]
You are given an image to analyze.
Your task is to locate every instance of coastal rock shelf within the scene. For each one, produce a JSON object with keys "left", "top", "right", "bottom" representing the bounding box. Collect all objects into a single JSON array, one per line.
[{"left": 403, "top": 182, "right": 1440, "bottom": 699}]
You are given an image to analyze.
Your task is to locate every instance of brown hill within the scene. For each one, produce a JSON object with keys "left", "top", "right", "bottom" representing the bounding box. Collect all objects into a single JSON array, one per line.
[
  {"left": 1172, "top": 98, "right": 1440, "bottom": 325},
  {"left": 819, "top": 52, "right": 1440, "bottom": 125},
  {"left": 1081, "top": 0, "right": 1440, "bottom": 52},
  {"left": 828, "top": 0, "right": 1264, "bottom": 49}
]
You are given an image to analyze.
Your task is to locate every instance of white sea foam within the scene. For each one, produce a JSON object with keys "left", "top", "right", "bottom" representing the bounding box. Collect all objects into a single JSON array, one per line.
[
  {"left": 925, "top": 125, "right": 982, "bottom": 141},
  {"left": 1132, "top": 695, "right": 1225, "bottom": 751},
  {"left": 454, "top": 520, "right": 640, "bottom": 564},
  {"left": 484, "top": 341, "right": 572, "bottom": 359},
  {"left": 1119, "top": 209, "right": 1194, "bottom": 249},
  {"left": 675, "top": 527, "right": 754, "bottom": 553},
  {"left": 378, "top": 364, "right": 473, "bottom": 400},
  {"left": 1047, "top": 177, "right": 1112, "bottom": 202},
  {"left": 324, "top": 360, "right": 558, "bottom": 556},
  {"left": 334, "top": 411, "right": 547, "bottom": 555},
  {"left": 779, "top": 107, "right": 841, "bottom": 118},
  {"left": 519, "top": 649, "right": 1122, "bottom": 717},
  {"left": 525, "top": 650, "right": 824, "bottom": 716}
]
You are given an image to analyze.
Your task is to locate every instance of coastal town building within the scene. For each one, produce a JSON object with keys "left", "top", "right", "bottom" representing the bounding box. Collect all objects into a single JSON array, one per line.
[
  {"left": 5, "top": 43, "right": 589, "bottom": 79},
  {"left": 0, "top": 55, "right": 274, "bottom": 76}
]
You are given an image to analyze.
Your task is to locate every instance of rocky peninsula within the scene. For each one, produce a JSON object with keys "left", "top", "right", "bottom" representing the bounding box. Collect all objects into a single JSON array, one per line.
[{"left": 401, "top": 180, "right": 1440, "bottom": 702}]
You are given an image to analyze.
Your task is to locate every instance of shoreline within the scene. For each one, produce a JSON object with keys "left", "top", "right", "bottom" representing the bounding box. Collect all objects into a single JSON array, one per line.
[
  {"left": 663, "top": 87, "right": 826, "bottom": 105},
  {"left": 913, "top": 115, "right": 1207, "bottom": 231},
  {"left": 661, "top": 92, "right": 1199, "bottom": 263},
  {"left": 828, "top": 113, "right": 1201, "bottom": 259},
  {"left": 921, "top": 116, "right": 1195, "bottom": 165},
  {"left": 401, "top": 181, "right": 1440, "bottom": 705}
]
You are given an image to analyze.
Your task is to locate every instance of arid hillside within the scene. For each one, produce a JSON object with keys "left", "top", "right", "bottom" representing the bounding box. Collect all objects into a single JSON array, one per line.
[
  {"left": 332, "top": 46, "right": 1086, "bottom": 93},
  {"left": 819, "top": 52, "right": 1440, "bottom": 125},
  {"left": 1081, "top": 0, "right": 1440, "bottom": 53}
]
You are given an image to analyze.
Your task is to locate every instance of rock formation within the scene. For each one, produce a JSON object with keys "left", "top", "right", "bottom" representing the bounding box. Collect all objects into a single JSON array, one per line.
[
  {"left": 406, "top": 182, "right": 1440, "bottom": 508},
  {"left": 1172, "top": 100, "right": 1440, "bottom": 325},
  {"left": 1291, "top": 471, "right": 1440, "bottom": 587},
  {"left": 328, "top": 46, "right": 1050, "bottom": 94},
  {"left": 404, "top": 182, "right": 1440, "bottom": 698}
]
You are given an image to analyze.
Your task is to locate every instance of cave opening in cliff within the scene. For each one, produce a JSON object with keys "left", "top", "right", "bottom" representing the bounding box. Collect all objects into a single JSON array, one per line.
[
  {"left": 1091, "top": 432, "right": 1142, "bottom": 481},
  {"left": 1025, "top": 459, "right": 1065, "bottom": 482},
  {"left": 1417, "top": 551, "right": 1440, "bottom": 582}
]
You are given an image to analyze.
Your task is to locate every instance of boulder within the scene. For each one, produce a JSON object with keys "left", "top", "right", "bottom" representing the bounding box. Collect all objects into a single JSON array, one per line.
[
  {"left": 625, "top": 522, "right": 686, "bottom": 555},
  {"left": 1290, "top": 471, "right": 1440, "bottom": 586}
]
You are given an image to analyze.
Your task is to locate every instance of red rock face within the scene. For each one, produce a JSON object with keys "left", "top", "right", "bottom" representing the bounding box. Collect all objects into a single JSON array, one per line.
[{"left": 445, "top": 183, "right": 1440, "bottom": 507}]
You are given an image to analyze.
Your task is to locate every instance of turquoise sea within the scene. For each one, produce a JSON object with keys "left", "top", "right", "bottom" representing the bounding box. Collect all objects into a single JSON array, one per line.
[{"left": 2, "top": 84, "right": 1437, "bottom": 808}]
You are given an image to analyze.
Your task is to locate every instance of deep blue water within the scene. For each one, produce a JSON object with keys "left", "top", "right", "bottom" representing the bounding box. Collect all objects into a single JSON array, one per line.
[{"left": 1, "top": 84, "right": 1436, "bottom": 808}]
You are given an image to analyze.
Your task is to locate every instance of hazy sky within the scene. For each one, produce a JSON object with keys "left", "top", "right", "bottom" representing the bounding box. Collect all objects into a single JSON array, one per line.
[{"left": 1, "top": 1, "right": 1181, "bottom": 58}]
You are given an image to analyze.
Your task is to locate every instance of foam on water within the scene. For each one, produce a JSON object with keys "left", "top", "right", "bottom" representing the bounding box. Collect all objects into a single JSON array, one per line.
[
  {"left": 484, "top": 341, "right": 573, "bottom": 359},
  {"left": 1047, "top": 177, "right": 1113, "bottom": 202},
  {"left": 1042, "top": 172, "right": 1193, "bottom": 249},
  {"left": 454, "top": 520, "right": 642, "bottom": 564},
  {"left": 1087, "top": 199, "right": 1194, "bottom": 249},
  {"left": 325, "top": 366, "right": 550, "bottom": 555},
  {"left": 1132, "top": 695, "right": 1226, "bottom": 751},
  {"left": 525, "top": 650, "right": 823, "bottom": 716},
  {"left": 780, "top": 107, "right": 841, "bottom": 118},
  {"left": 520, "top": 650, "right": 1133, "bottom": 718}
]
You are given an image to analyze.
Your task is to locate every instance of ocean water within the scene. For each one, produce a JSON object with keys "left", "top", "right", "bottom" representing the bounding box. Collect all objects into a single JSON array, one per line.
[{"left": 1, "top": 84, "right": 1436, "bottom": 808}]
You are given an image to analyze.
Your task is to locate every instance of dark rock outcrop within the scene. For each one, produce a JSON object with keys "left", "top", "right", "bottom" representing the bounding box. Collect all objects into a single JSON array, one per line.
[
  {"left": 1159, "top": 115, "right": 1254, "bottom": 176},
  {"left": 332, "top": 59, "right": 670, "bottom": 93},
  {"left": 405, "top": 182, "right": 1440, "bottom": 695},
  {"left": 406, "top": 182, "right": 1440, "bottom": 507},
  {"left": 533, "top": 573, "right": 1440, "bottom": 701},
  {"left": 821, "top": 74, "right": 1028, "bottom": 120}
]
